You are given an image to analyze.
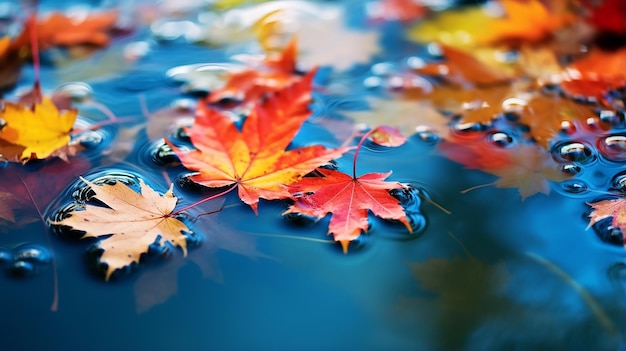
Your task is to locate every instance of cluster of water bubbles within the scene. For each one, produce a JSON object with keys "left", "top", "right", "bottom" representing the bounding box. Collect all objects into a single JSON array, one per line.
[{"left": 0, "top": 244, "right": 51, "bottom": 277}]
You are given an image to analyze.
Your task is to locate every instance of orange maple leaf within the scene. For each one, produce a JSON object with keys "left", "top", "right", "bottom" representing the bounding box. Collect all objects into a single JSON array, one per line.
[
  {"left": 207, "top": 37, "right": 301, "bottom": 104},
  {"left": 487, "top": 0, "right": 573, "bottom": 45},
  {"left": 412, "top": 44, "right": 512, "bottom": 86},
  {"left": 587, "top": 198, "right": 626, "bottom": 243},
  {"left": 169, "top": 71, "right": 348, "bottom": 213},
  {"left": 12, "top": 11, "right": 118, "bottom": 52},
  {"left": 284, "top": 168, "right": 411, "bottom": 252}
]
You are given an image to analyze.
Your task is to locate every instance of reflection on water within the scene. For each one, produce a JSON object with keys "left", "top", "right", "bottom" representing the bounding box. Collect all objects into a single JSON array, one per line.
[{"left": 1, "top": 0, "right": 626, "bottom": 351}]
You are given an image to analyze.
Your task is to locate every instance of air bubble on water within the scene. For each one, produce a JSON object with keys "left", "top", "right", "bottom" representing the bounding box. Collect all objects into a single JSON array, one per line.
[
  {"left": 611, "top": 171, "right": 626, "bottom": 192},
  {"left": 501, "top": 97, "right": 527, "bottom": 113},
  {"left": 598, "top": 135, "right": 626, "bottom": 162},
  {"left": 560, "top": 163, "right": 582, "bottom": 176},
  {"left": 406, "top": 56, "right": 425, "bottom": 69},
  {"left": 0, "top": 247, "right": 12, "bottom": 266},
  {"left": 12, "top": 244, "right": 52, "bottom": 266},
  {"left": 452, "top": 121, "right": 487, "bottom": 135},
  {"left": 599, "top": 109, "right": 624, "bottom": 128},
  {"left": 414, "top": 127, "right": 440, "bottom": 143},
  {"left": 148, "top": 140, "right": 180, "bottom": 166},
  {"left": 371, "top": 62, "right": 396, "bottom": 76},
  {"left": 487, "top": 131, "right": 514, "bottom": 148},
  {"left": 551, "top": 141, "right": 596, "bottom": 164},
  {"left": 363, "top": 76, "right": 382, "bottom": 89},
  {"left": 71, "top": 116, "right": 113, "bottom": 154},
  {"left": 558, "top": 120, "right": 577, "bottom": 136},
  {"left": 559, "top": 179, "right": 589, "bottom": 195},
  {"left": 590, "top": 217, "right": 624, "bottom": 247},
  {"left": 8, "top": 260, "right": 36, "bottom": 277},
  {"left": 54, "top": 82, "right": 93, "bottom": 103}
]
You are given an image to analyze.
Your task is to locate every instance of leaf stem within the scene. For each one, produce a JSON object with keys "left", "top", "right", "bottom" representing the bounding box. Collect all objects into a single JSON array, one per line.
[
  {"left": 352, "top": 129, "right": 375, "bottom": 179},
  {"left": 29, "top": 10, "right": 40, "bottom": 90},
  {"left": 19, "top": 176, "right": 59, "bottom": 312},
  {"left": 170, "top": 184, "right": 237, "bottom": 216}
]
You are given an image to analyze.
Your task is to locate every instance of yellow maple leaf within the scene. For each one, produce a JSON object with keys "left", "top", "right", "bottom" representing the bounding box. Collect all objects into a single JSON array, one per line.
[
  {"left": 52, "top": 177, "right": 191, "bottom": 281},
  {"left": 0, "top": 97, "right": 78, "bottom": 162}
]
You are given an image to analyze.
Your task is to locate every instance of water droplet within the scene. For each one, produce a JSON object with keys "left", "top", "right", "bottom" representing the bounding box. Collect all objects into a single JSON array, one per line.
[
  {"left": 371, "top": 62, "right": 397, "bottom": 76},
  {"left": 611, "top": 171, "right": 626, "bottom": 192},
  {"left": 559, "top": 179, "right": 588, "bottom": 194},
  {"left": 558, "top": 120, "right": 577, "bottom": 135},
  {"left": 75, "top": 130, "right": 104, "bottom": 150},
  {"left": 54, "top": 82, "right": 93, "bottom": 102},
  {"left": 598, "top": 135, "right": 626, "bottom": 162},
  {"left": 0, "top": 247, "right": 12, "bottom": 266},
  {"left": 8, "top": 260, "right": 36, "bottom": 277},
  {"left": 149, "top": 140, "right": 180, "bottom": 166},
  {"left": 560, "top": 163, "right": 581, "bottom": 176},
  {"left": 414, "top": 126, "right": 440, "bottom": 143},
  {"left": 552, "top": 141, "right": 595, "bottom": 164},
  {"left": 487, "top": 131, "right": 514, "bottom": 148},
  {"left": 452, "top": 121, "right": 487, "bottom": 134},
  {"left": 363, "top": 76, "right": 382, "bottom": 89},
  {"left": 13, "top": 244, "right": 51, "bottom": 266},
  {"left": 599, "top": 109, "right": 624, "bottom": 127},
  {"left": 590, "top": 217, "right": 623, "bottom": 247}
]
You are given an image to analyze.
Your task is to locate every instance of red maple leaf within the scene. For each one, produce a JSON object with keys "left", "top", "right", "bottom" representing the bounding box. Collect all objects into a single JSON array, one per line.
[
  {"left": 284, "top": 126, "right": 411, "bottom": 252},
  {"left": 284, "top": 168, "right": 411, "bottom": 253}
]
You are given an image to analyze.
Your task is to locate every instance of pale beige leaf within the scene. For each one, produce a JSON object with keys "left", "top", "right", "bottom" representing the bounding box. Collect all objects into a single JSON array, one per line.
[{"left": 53, "top": 177, "right": 191, "bottom": 280}]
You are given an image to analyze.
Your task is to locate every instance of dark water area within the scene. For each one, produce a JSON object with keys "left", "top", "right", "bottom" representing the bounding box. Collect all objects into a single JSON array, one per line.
[{"left": 2, "top": 0, "right": 626, "bottom": 350}]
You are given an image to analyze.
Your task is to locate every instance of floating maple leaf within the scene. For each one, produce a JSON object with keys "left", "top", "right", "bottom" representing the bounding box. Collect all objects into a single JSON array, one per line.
[
  {"left": 284, "top": 126, "right": 411, "bottom": 252},
  {"left": 284, "top": 168, "right": 411, "bottom": 252},
  {"left": 207, "top": 37, "right": 301, "bottom": 104},
  {"left": 340, "top": 96, "right": 451, "bottom": 139},
  {"left": 587, "top": 198, "right": 626, "bottom": 245},
  {"left": 52, "top": 177, "right": 191, "bottom": 281},
  {"left": 0, "top": 97, "right": 79, "bottom": 162},
  {"left": 12, "top": 11, "right": 119, "bottom": 52},
  {"left": 412, "top": 44, "right": 512, "bottom": 86},
  {"left": 440, "top": 141, "right": 570, "bottom": 199},
  {"left": 409, "top": 0, "right": 572, "bottom": 48},
  {"left": 170, "top": 71, "right": 348, "bottom": 213}
]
